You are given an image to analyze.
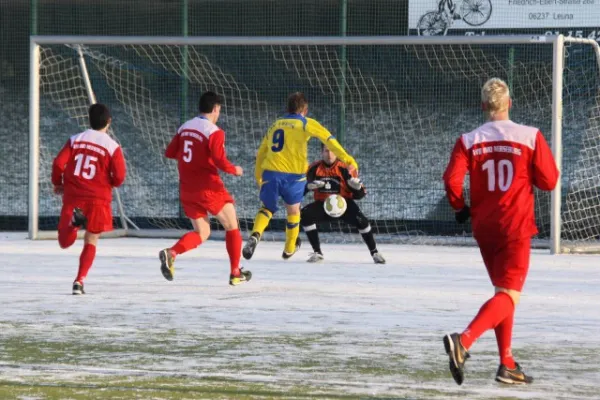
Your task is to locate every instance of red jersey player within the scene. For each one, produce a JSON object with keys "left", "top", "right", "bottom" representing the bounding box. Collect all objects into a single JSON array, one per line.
[
  {"left": 159, "top": 91, "right": 250, "bottom": 286},
  {"left": 442, "top": 78, "right": 559, "bottom": 385},
  {"left": 52, "top": 104, "right": 126, "bottom": 295}
]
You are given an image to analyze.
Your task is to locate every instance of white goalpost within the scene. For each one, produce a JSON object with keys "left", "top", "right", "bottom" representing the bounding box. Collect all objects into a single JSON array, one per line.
[{"left": 28, "top": 35, "right": 600, "bottom": 253}]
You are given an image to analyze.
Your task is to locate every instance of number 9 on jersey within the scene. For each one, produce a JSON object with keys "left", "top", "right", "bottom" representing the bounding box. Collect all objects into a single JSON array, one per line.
[{"left": 271, "top": 129, "right": 285, "bottom": 152}]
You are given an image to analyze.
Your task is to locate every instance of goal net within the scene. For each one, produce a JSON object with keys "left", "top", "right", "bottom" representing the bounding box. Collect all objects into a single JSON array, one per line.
[{"left": 30, "top": 36, "right": 600, "bottom": 253}]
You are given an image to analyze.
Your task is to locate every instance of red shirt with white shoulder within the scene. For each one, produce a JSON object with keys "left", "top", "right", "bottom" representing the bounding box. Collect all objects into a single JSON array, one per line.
[
  {"left": 443, "top": 120, "right": 559, "bottom": 242},
  {"left": 52, "top": 129, "right": 126, "bottom": 202},
  {"left": 165, "top": 116, "right": 237, "bottom": 198}
]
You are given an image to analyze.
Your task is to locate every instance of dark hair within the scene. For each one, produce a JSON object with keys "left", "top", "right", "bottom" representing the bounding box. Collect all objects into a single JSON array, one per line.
[
  {"left": 199, "top": 91, "right": 223, "bottom": 113},
  {"left": 88, "top": 103, "right": 111, "bottom": 130},
  {"left": 286, "top": 92, "right": 308, "bottom": 114}
]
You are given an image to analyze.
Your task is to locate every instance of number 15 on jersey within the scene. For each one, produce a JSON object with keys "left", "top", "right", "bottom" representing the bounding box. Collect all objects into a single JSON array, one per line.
[{"left": 73, "top": 153, "right": 98, "bottom": 180}]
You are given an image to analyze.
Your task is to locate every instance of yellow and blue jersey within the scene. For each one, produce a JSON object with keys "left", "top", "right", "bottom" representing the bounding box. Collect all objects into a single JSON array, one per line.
[
  {"left": 254, "top": 113, "right": 357, "bottom": 211},
  {"left": 255, "top": 114, "right": 357, "bottom": 184}
]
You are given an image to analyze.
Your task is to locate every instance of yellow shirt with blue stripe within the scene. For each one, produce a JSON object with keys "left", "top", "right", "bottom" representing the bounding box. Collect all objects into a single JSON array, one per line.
[{"left": 255, "top": 114, "right": 358, "bottom": 184}]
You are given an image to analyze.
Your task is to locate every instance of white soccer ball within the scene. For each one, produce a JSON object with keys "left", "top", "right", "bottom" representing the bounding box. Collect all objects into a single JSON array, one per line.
[{"left": 323, "top": 194, "right": 347, "bottom": 218}]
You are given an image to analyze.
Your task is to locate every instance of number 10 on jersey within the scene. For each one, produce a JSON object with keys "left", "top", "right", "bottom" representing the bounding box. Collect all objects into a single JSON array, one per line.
[{"left": 482, "top": 159, "right": 514, "bottom": 192}]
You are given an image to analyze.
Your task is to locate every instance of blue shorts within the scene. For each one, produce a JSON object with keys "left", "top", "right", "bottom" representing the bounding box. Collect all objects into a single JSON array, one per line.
[{"left": 260, "top": 170, "right": 306, "bottom": 213}]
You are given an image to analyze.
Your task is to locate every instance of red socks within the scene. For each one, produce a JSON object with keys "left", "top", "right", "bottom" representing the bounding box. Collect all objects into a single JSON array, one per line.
[
  {"left": 495, "top": 309, "right": 516, "bottom": 369},
  {"left": 58, "top": 225, "right": 78, "bottom": 249},
  {"left": 170, "top": 229, "right": 241, "bottom": 275},
  {"left": 171, "top": 232, "right": 202, "bottom": 256},
  {"left": 75, "top": 243, "right": 96, "bottom": 283},
  {"left": 225, "top": 229, "right": 242, "bottom": 276},
  {"left": 460, "top": 291, "right": 515, "bottom": 350}
]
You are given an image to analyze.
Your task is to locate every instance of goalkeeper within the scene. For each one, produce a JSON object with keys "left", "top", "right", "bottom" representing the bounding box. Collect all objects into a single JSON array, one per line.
[
  {"left": 243, "top": 92, "right": 358, "bottom": 260},
  {"left": 301, "top": 145, "right": 385, "bottom": 264}
]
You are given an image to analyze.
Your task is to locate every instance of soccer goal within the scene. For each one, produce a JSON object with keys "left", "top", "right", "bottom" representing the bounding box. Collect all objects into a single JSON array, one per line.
[{"left": 29, "top": 35, "right": 600, "bottom": 253}]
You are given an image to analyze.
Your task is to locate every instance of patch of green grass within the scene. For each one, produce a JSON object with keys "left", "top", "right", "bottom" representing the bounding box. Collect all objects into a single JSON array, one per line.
[
  {"left": 9, "top": 326, "right": 599, "bottom": 400},
  {"left": 0, "top": 330, "right": 351, "bottom": 368},
  {"left": 0, "top": 377, "right": 364, "bottom": 400},
  {"left": 1, "top": 337, "right": 133, "bottom": 364}
]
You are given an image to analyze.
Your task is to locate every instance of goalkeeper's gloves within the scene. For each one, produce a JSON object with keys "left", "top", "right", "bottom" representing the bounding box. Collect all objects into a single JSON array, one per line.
[
  {"left": 347, "top": 177, "right": 362, "bottom": 191},
  {"left": 455, "top": 206, "right": 470, "bottom": 224},
  {"left": 306, "top": 180, "right": 326, "bottom": 191}
]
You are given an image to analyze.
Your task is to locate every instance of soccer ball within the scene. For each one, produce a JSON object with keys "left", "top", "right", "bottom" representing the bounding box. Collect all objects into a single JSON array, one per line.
[{"left": 323, "top": 194, "right": 347, "bottom": 218}]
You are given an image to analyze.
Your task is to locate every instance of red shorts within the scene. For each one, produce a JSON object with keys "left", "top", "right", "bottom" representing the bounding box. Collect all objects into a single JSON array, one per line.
[
  {"left": 181, "top": 188, "right": 234, "bottom": 219},
  {"left": 59, "top": 198, "right": 113, "bottom": 234},
  {"left": 476, "top": 237, "right": 531, "bottom": 291}
]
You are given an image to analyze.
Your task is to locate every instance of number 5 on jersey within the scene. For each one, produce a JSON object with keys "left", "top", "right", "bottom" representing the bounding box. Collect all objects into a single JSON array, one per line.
[
  {"left": 183, "top": 140, "right": 193, "bottom": 163},
  {"left": 73, "top": 153, "right": 98, "bottom": 180},
  {"left": 482, "top": 159, "right": 513, "bottom": 192}
]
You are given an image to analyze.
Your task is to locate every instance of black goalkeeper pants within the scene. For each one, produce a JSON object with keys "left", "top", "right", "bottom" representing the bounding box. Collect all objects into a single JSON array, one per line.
[
  {"left": 301, "top": 199, "right": 368, "bottom": 229},
  {"left": 300, "top": 199, "right": 377, "bottom": 255}
]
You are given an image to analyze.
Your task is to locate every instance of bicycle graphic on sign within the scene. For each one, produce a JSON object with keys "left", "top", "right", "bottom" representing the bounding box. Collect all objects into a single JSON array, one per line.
[{"left": 417, "top": 0, "right": 493, "bottom": 36}]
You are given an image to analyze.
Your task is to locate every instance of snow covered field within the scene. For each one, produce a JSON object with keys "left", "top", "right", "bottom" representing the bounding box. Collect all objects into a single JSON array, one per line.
[{"left": 1, "top": 232, "right": 599, "bottom": 399}]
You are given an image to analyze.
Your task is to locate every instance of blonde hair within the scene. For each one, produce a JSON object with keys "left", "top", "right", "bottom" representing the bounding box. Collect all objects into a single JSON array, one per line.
[{"left": 481, "top": 78, "right": 510, "bottom": 117}]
